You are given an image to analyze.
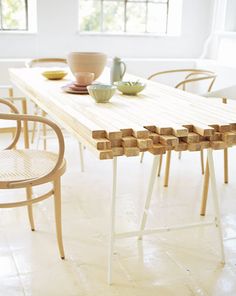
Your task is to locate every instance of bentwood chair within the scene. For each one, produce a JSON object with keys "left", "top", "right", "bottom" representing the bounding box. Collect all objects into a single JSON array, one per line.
[
  {"left": 141, "top": 69, "right": 217, "bottom": 187},
  {"left": 0, "top": 85, "right": 29, "bottom": 148},
  {"left": 25, "top": 58, "right": 67, "bottom": 149},
  {"left": 0, "top": 98, "right": 66, "bottom": 259}
]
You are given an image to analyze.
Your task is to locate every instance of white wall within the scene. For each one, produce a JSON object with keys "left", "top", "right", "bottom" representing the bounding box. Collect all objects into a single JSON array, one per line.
[{"left": 0, "top": 0, "right": 214, "bottom": 59}]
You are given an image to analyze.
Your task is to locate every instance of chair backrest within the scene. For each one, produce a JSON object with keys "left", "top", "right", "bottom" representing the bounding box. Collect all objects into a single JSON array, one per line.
[
  {"left": 26, "top": 58, "right": 67, "bottom": 68},
  {"left": 148, "top": 69, "right": 217, "bottom": 94}
]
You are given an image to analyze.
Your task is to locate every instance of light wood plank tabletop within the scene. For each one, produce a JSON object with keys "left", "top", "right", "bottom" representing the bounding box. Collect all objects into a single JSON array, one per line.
[{"left": 9, "top": 67, "right": 236, "bottom": 159}]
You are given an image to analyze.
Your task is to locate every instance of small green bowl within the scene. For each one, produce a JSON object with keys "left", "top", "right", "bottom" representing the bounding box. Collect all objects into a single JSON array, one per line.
[
  {"left": 116, "top": 81, "right": 146, "bottom": 95},
  {"left": 87, "top": 84, "right": 116, "bottom": 103}
]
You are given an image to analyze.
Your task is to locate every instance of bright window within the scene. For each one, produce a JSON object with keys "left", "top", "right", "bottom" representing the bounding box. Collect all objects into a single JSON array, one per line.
[
  {"left": 0, "top": 0, "right": 28, "bottom": 30},
  {"left": 0, "top": 0, "right": 36, "bottom": 32},
  {"left": 79, "top": 0, "right": 182, "bottom": 35}
]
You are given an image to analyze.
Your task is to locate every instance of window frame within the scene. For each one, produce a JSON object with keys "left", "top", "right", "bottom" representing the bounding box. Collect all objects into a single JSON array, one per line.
[
  {"left": 78, "top": 0, "right": 182, "bottom": 36},
  {"left": 0, "top": 0, "right": 37, "bottom": 33}
]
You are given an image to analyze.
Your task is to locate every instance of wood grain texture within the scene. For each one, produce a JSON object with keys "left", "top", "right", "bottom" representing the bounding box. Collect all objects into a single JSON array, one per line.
[{"left": 9, "top": 67, "right": 236, "bottom": 159}]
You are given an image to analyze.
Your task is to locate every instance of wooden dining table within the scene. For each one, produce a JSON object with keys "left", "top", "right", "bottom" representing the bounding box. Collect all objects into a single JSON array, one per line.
[{"left": 9, "top": 67, "right": 236, "bottom": 283}]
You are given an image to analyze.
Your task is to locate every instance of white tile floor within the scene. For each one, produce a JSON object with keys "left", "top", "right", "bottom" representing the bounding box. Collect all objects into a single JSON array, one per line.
[{"left": 0, "top": 134, "right": 236, "bottom": 295}]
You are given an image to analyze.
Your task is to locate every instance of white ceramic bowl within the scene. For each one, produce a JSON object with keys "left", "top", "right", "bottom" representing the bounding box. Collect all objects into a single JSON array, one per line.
[
  {"left": 87, "top": 84, "right": 116, "bottom": 103},
  {"left": 67, "top": 52, "right": 107, "bottom": 80}
]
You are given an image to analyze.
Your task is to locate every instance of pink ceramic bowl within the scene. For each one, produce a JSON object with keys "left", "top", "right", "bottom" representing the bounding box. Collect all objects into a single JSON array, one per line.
[
  {"left": 74, "top": 72, "right": 95, "bottom": 86},
  {"left": 67, "top": 52, "right": 107, "bottom": 79}
]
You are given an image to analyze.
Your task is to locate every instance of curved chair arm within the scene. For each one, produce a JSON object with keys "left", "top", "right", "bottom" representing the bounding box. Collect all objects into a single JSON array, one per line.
[
  {"left": 183, "top": 72, "right": 217, "bottom": 92},
  {"left": 0, "top": 112, "right": 65, "bottom": 188},
  {"left": 176, "top": 75, "right": 217, "bottom": 92},
  {"left": 0, "top": 98, "right": 21, "bottom": 149},
  {"left": 26, "top": 58, "right": 67, "bottom": 68},
  {"left": 148, "top": 68, "right": 215, "bottom": 80},
  {"left": 184, "top": 71, "right": 215, "bottom": 80}
]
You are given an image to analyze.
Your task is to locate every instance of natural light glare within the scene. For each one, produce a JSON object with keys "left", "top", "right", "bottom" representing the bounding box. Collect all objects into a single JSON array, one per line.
[
  {"left": 78, "top": 0, "right": 184, "bottom": 35},
  {"left": 167, "top": 0, "right": 183, "bottom": 35},
  {"left": 0, "top": 0, "right": 37, "bottom": 32}
]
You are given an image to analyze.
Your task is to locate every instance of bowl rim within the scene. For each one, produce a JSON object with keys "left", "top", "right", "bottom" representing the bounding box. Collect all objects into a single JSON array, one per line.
[
  {"left": 115, "top": 81, "right": 146, "bottom": 87},
  {"left": 87, "top": 84, "right": 116, "bottom": 90},
  {"left": 68, "top": 52, "right": 107, "bottom": 56}
]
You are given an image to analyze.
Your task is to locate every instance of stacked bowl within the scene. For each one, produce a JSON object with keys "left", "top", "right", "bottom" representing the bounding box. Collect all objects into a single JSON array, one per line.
[{"left": 67, "top": 52, "right": 107, "bottom": 80}]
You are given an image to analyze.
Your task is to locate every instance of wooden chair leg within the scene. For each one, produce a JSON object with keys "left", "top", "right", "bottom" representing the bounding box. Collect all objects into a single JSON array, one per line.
[
  {"left": 200, "top": 149, "right": 204, "bottom": 175},
  {"left": 8, "top": 87, "right": 14, "bottom": 98},
  {"left": 224, "top": 148, "right": 228, "bottom": 184},
  {"left": 200, "top": 159, "right": 209, "bottom": 216},
  {"left": 26, "top": 186, "right": 35, "bottom": 231},
  {"left": 222, "top": 98, "right": 227, "bottom": 104},
  {"left": 53, "top": 177, "right": 65, "bottom": 259},
  {"left": 222, "top": 98, "right": 228, "bottom": 183},
  {"left": 164, "top": 151, "right": 171, "bottom": 187},
  {"left": 157, "top": 153, "right": 163, "bottom": 177}
]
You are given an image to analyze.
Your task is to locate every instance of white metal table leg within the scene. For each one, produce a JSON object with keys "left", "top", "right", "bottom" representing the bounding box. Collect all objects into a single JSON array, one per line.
[
  {"left": 78, "top": 141, "right": 85, "bottom": 172},
  {"left": 207, "top": 149, "right": 225, "bottom": 263},
  {"left": 139, "top": 155, "right": 160, "bottom": 240},
  {"left": 140, "top": 152, "right": 144, "bottom": 163},
  {"left": 200, "top": 149, "right": 205, "bottom": 175},
  {"left": 108, "top": 157, "right": 118, "bottom": 285}
]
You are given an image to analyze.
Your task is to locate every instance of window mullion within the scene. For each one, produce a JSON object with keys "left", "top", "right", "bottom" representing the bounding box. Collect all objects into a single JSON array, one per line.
[
  {"left": 124, "top": 0, "right": 127, "bottom": 32},
  {"left": 25, "top": 0, "right": 29, "bottom": 30},
  {"left": 165, "top": 0, "right": 169, "bottom": 34},
  {"left": 101, "top": 0, "right": 104, "bottom": 32},
  {"left": 0, "top": 0, "right": 3, "bottom": 30},
  {"left": 145, "top": 0, "right": 148, "bottom": 33}
]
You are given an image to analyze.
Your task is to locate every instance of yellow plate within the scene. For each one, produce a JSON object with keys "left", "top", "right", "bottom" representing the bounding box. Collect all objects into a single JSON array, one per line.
[{"left": 42, "top": 70, "right": 67, "bottom": 80}]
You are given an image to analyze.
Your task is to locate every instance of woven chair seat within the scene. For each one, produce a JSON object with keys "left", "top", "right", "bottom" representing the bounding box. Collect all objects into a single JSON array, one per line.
[{"left": 0, "top": 150, "right": 58, "bottom": 182}]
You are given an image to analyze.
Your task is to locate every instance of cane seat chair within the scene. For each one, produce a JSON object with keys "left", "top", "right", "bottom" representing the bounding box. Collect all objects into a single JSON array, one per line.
[
  {"left": 0, "top": 98, "right": 66, "bottom": 259},
  {"left": 25, "top": 58, "right": 67, "bottom": 149},
  {"left": 141, "top": 69, "right": 217, "bottom": 187}
]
